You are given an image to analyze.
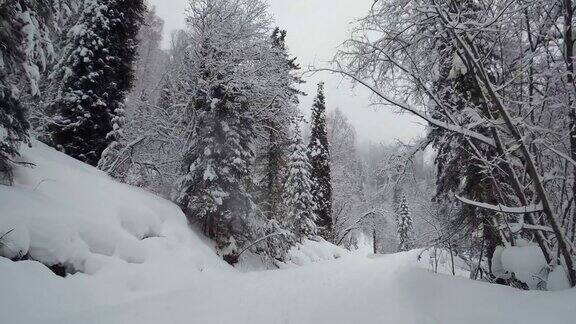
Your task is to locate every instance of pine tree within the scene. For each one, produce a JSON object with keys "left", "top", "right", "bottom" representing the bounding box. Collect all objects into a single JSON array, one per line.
[
  {"left": 397, "top": 194, "right": 413, "bottom": 252},
  {"left": 1, "top": 1, "right": 54, "bottom": 182},
  {"left": 48, "top": 0, "right": 144, "bottom": 167},
  {"left": 284, "top": 127, "right": 317, "bottom": 241},
  {"left": 308, "top": 82, "right": 333, "bottom": 239}
]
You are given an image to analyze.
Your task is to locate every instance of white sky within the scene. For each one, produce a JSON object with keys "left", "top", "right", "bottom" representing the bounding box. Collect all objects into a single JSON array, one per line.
[{"left": 147, "top": 0, "right": 425, "bottom": 144}]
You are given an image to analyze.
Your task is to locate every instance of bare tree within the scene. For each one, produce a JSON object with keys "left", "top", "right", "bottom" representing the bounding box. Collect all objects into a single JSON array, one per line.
[{"left": 325, "top": 0, "right": 576, "bottom": 287}]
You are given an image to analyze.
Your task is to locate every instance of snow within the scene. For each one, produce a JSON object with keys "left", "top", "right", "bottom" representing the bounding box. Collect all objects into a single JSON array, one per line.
[
  {"left": 548, "top": 266, "right": 572, "bottom": 292},
  {"left": 456, "top": 195, "right": 543, "bottom": 214},
  {"left": 31, "top": 252, "right": 576, "bottom": 324},
  {"left": 0, "top": 222, "right": 30, "bottom": 260},
  {"left": 2, "top": 141, "right": 185, "bottom": 271},
  {"left": 500, "top": 245, "right": 548, "bottom": 289},
  {"left": 1, "top": 141, "right": 575, "bottom": 324},
  {"left": 285, "top": 238, "right": 347, "bottom": 267},
  {"left": 448, "top": 52, "right": 468, "bottom": 79},
  {"left": 491, "top": 243, "right": 572, "bottom": 291}
]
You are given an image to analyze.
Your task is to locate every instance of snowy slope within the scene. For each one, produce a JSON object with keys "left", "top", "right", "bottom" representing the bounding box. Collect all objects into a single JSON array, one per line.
[
  {"left": 1, "top": 142, "right": 575, "bottom": 324},
  {"left": 1, "top": 141, "right": 225, "bottom": 271},
  {"left": 0, "top": 141, "right": 233, "bottom": 323}
]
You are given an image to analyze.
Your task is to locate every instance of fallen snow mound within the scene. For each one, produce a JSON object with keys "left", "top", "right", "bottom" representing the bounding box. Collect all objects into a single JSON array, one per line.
[
  {"left": 0, "top": 141, "right": 224, "bottom": 273},
  {"left": 0, "top": 141, "right": 235, "bottom": 323}
]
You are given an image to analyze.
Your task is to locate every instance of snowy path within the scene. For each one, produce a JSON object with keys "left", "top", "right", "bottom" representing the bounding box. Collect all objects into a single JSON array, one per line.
[{"left": 45, "top": 252, "right": 574, "bottom": 324}]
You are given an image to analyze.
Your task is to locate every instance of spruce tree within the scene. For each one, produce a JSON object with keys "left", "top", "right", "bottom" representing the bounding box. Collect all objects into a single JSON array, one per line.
[
  {"left": 284, "top": 127, "right": 317, "bottom": 241},
  {"left": 1, "top": 1, "right": 53, "bottom": 182},
  {"left": 174, "top": 0, "right": 264, "bottom": 252},
  {"left": 49, "top": 0, "right": 144, "bottom": 167},
  {"left": 0, "top": 85, "right": 28, "bottom": 183},
  {"left": 397, "top": 194, "right": 413, "bottom": 252},
  {"left": 308, "top": 82, "right": 333, "bottom": 239},
  {"left": 261, "top": 27, "right": 303, "bottom": 220},
  {"left": 176, "top": 87, "right": 256, "bottom": 249}
]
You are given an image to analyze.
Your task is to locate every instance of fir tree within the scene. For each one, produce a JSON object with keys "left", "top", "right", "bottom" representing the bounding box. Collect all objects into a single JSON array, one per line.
[
  {"left": 396, "top": 194, "right": 413, "bottom": 252},
  {"left": 308, "top": 82, "right": 332, "bottom": 239},
  {"left": 49, "top": 0, "right": 144, "bottom": 167},
  {"left": 174, "top": 0, "right": 265, "bottom": 252},
  {"left": 261, "top": 27, "right": 303, "bottom": 220},
  {"left": 1, "top": 1, "right": 54, "bottom": 182},
  {"left": 0, "top": 85, "right": 28, "bottom": 183},
  {"left": 175, "top": 82, "right": 256, "bottom": 247},
  {"left": 284, "top": 127, "right": 317, "bottom": 241},
  {"left": 176, "top": 91, "right": 255, "bottom": 249}
]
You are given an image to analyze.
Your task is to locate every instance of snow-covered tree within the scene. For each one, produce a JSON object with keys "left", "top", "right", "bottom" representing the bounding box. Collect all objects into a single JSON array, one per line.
[
  {"left": 284, "top": 127, "right": 316, "bottom": 240},
  {"left": 258, "top": 27, "right": 302, "bottom": 221},
  {"left": 326, "top": 108, "right": 367, "bottom": 246},
  {"left": 97, "top": 6, "right": 169, "bottom": 179},
  {"left": 396, "top": 194, "right": 413, "bottom": 252},
  {"left": 334, "top": 0, "right": 576, "bottom": 286},
  {"left": 111, "top": 28, "right": 188, "bottom": 192},
  {"left": 127, "top": 6, "right": 167, "bottom": 106},
  {"left": 48, "top": 0, "right": 145, "bottom": 167},
  {"left": 174, "top": 0, "right": 272, "bottom": 252},
  {"left": 1, "top": 0, "right": 55, "bottom": 182},
  {"left": 308, "top": 82, "right": 332, "bottom": 239}
]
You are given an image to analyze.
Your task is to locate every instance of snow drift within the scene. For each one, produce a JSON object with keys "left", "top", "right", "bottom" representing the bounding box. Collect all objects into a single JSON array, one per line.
[{"left": 0, "top": 141, "right": 224, "bottom": 274}]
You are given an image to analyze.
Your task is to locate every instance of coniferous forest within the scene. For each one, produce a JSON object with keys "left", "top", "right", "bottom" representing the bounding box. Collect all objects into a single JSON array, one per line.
[{"left": 1, "top": 0, "right": 576, "bottom": 323}]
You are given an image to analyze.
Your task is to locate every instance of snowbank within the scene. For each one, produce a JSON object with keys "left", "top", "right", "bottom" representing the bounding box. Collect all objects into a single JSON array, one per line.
[
  {"left": 285, "top": 238, "right": 348, "bottom": 266},
  {"left": 500, "top": 245, "right": 547, "bottom": 289},
  {"left": 236, "top": 238, "right": 350, "bottom": 271},
  {"left": 0, "top": 141, "right": 231, "bottom": 323},
  {"left": 1, "top": 142, "right": 226, "bottom": 272}
]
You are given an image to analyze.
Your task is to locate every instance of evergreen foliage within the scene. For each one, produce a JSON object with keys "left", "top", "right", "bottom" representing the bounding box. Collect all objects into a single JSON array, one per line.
[
  {"left": 174, "top": 0, "right": 267, "bottom": 251},
  {"left": 396, "top": 194, "right": 413, "bottom": 252},
  {"left": 427, "top": 0, "right": 505, "bottom": 273},
  {"left": 48, "top": 0, "right": 144, "bottom": 167},
  {"left": 0, "top": 0, "right": 54, "bottom": 182},
  {"left": 260, "top": 27, "right": 303, "bottom": 220},
  {"left": 176, "top": 92, "right": 256, "bottom": 249},
  {"left": 308, "top": 82, "right": 332, "bottom": 239},
  {"left": 284, "top": 127, "right": 317, "bottom": 240}
]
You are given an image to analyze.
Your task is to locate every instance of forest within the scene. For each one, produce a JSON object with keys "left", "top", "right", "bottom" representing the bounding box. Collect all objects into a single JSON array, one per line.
[{"left": 1, "top": 0, "right": 576, "bottom": 323}]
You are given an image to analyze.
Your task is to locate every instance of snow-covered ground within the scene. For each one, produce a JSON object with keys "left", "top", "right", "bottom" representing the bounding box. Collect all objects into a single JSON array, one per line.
[{"left": 1, "top": 142, "right": 575, "bottom": 324}]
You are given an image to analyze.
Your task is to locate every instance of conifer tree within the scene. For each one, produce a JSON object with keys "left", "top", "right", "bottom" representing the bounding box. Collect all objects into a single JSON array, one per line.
[
  {"left": 174, "top": 0, "right": 267, "bottom": 252},
  {"left": 261, "top": 27, "right": 303, "bottom": 220},
  {"left": 1, "top": 1, "right": 54, "bottom": 182},
  {"left": 397, "top": 194, "right": 413, "bottom": 252},
  {"left": 49, "top": 0, "right": 144, "bottom": 167},
  {"left": 284, "top": 127, "right": 317, "bottom": 241},
  {"left": 308, "top": 82, "right": 333, "bottom": 238}
]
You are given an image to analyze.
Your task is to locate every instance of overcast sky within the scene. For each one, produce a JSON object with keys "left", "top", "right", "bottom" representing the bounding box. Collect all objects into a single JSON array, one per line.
[{"left": 147, "top": 0, "right": 425, "bottom": 144}]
